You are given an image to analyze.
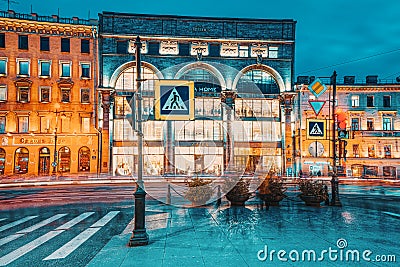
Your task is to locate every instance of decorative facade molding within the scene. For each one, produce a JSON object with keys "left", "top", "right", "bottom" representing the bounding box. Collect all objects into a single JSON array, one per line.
[
  {"left": 190, "top": 42, "right": 209, "bottom": 56},
  {"left": 159, "top": 40, "right": 179, "bottom": 55},
  {"left": 220, "top": 42, "right": 238, "bottom": 57}
]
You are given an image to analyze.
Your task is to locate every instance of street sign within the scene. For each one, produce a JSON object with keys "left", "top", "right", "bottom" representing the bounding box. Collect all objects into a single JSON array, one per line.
[
  {"left": 307, "top": 119, "right": 326, "bottom": 139},
  {"left": 155, "top": 80, "right": 194, "bottom": 120},
  {"left": 308, "top": 100, "right": 326, "bottom": 116},
  {"left": 308, "top": 78, "right": 327, "bottom": 98}
]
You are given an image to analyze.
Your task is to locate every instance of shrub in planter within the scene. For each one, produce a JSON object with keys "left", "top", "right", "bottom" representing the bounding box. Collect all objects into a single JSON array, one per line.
[
  {"left": 223, "top": 176, "right": 251, "bottom": 206},
  {"left": 184, "top": 177, "right": 213, "bottom": 206},
  {"left": 298, "top": 179, "right": 329, "bottom": 207}
]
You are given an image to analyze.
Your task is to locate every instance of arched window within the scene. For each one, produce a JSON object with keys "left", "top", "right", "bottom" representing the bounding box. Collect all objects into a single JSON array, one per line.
[
  {"left": 38, "top": 147, "right": 50, "bottom": 175},
  {"left": 0, "top": 148, "right": 5, "bottom": 175},
  {"left": 14, "top": 147, "right": 29, "bottom": 174},
  {"left": 236, "top": 69, "right": 279, "bottom": 95},
  {"left": 58, "top": 146, "right": 71, "bottom": 173},
  {"left": 78, "top": 146, "right": 90, "bottom": 172}
]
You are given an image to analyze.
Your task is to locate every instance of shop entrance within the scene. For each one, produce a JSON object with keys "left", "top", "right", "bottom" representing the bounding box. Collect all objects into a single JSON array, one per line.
[
  {"left": 59, "top": 146, "right": 71, "bottom": 173},
  {"left": 38, "top": 147, "right": 50, "bottom": 175},
  {"left": 78, "top": 146, "right": 90, "bottom": 172},
  {"left": 14, "top": 147, "right": 29, "bottom": 174},
  {"left": 0, "top": 148, "right": 5, "bottom": 175}
]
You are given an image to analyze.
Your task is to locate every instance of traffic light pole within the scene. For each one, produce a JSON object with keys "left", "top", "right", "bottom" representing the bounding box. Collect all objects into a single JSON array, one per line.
[{"left": 330, "top": 71, "right": 342, "bottom": 207}]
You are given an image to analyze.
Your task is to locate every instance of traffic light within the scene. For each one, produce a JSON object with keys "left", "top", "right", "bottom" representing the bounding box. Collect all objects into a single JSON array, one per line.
[
  {"left": 343, "top": 140, "right": 348, "bottom": 161},
  {"left": 336, "top": 110, "right": 347, "bottom": 130}
]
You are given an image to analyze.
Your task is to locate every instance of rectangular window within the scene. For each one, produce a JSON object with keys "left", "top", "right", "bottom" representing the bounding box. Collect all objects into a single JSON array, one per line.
[
  {"left": 383, "top": 117, "right": 392, "bottom": 131},
  {"left": 40, "top": 116, "right": 50, "bottom": 133},
  {"left": 0, "top": 116, "right": 5, "bottom": 133},
  {"left": 351, "top": 95, "right": 359, "bottom": 107},
  {"left": 40, "top": 37, "right": 50, "bottom": 51},
  {"left": 81, "top": 39, "right": 90, "bottom": 53},
  {"left": 0, "top": 85, "right": 6, "bottom": 101},
  {"left": 0, "top": 33, "right": 5, "bottom": 48},
  {"left": 268, "top": 47, "right": 278, "bottom": 58},
  {"left": 366, "top": 95, "right": 374, "bottom": 107},
  {"left": 18, "top": 87, "right": 29, "bottom": 103},
  {"left": 0, "top": 58, "right": 7, "bottom": 75},
  {"left": 18, "top": 116, "right": 29, "bottom": 133},
  {"left": 39, "top": 87, "right": 50, "bottom": 103},
  {"left": 61, "top": 89, "right": 70, "bottom": 103},
  {"left": 17, "top": 59, "right": 30, "bottom": 76},
  {"left": 60, "top": 61, "right": 71, "bottom": 77},
  {"left": 351, "top": 118, "right": 359, "bottom": 130},
  {"left": 39, "top": 60, "right": 51, "bottom": 77},
  {"left": 82, "top": 117, "right": 90, "bottom": 133},
  {"left": 353, "top": 144, "right": 359, "bottom": 158},
  {"left": 384, "top": 145, "right": 392, "bottom": 159},
  {"left": 383, "top": 95, "right": 391, "bottom": 107},
  {"left": 61, "top": 38, "right": 70, "bottom": 52},
  {"left": 80, "top": 63, "right": 90, "bottom": 79},
  {"left": 18, "top": 35, "right": 28, "bottom": 50},
  {"left": 80, "top": 88, "right": 90, "bottom": 103},
  {"left": 367, "top": 118, "right": 374, "bottom": 130},
  {"left": 368, "top": 145, "right": 375, "bottom": 158}
]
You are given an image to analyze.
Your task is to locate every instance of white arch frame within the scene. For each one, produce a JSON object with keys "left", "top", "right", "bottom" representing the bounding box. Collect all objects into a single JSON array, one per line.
[
  {"left": 109, "top": 61, "right": 164, "bottom": 89},
  {"left": 232, "top": 64, "right": 286, "bottom": 93},
  {"left": 174, "top": 62, "right": 226, "bottom": 90}
]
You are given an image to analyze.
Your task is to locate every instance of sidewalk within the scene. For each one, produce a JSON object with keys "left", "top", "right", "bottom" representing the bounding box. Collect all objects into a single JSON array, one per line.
[{"left": 87, "top": 197, "right": 399, "bottom": 267}]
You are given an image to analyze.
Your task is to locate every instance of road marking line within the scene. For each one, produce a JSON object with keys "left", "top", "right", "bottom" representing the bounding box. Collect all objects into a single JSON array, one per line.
[
  {"left": 90, "top": 211, "right": 120, "bottom": 228},
  {"left": 55, "top": 212, "right": 94, "bottom": 230},
  {"left": 0, "top": 212, "right": 95, "bottom": 266},
  {"left": 0, "top": 216, "right": 38, "bottom": 233},
  {"left": 17, "top": 214, "right": 67, "bottom": 234},
  {"left": 383, "top": 212, "right": 400, "bottom": 219},
  {"left": 0, "top": 234, "right": 24, "bottom": 247},
  {"left": 44, "top": 211, "right": 120, "bottom": 260},
  {"left": 0, "top": 218, "right": 6, "bottom": 222}
]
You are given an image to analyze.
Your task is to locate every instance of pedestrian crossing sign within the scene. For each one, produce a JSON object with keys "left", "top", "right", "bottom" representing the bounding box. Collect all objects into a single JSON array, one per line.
[
  {"left": 307, "top": 119, "right": 326, "bottom": 139},
  {"left": 155, "top": 80, "right": 194, "bottom": 120}
]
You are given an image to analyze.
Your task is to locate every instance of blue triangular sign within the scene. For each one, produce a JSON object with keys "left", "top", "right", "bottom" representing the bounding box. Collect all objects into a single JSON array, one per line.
[{"left": 309, "top": 100, "right": 326, "bottom": 116}]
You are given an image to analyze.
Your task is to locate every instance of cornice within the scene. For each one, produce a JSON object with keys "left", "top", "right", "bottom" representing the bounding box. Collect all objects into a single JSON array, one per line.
[{"left": 0, "top": 18, "right": 95, "bottom": 38}]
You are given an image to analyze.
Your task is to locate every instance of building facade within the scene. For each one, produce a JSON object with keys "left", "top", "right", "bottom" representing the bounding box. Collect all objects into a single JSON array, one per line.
[
  {"left": 296, "top": 75, "right": 400, "bottom": 179},
  {"left": 0, "top": 10, "right": 99, "bottom": 176},
  {"left": 98, "top": 12, "right": 297, "bottom": 177}
]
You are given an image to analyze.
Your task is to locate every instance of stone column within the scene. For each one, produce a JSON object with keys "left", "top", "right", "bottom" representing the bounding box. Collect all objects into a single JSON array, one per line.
[
  {"left": 280, "top": 93, "right": 296, "bottom": 176},
  {"left": 163, "top": 121, "right": 175, "bottom": 176},
  {"left": 221, "top": 90, "right": 236, "bottom": 173},
  {"left": 101, "top": 90, "right": 112, "bottom": 174}
]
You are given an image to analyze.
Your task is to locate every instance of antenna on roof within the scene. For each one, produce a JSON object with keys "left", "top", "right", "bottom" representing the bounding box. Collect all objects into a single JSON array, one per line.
[
  {"left": 2, "top": 0, "right": 19, "bottom": 11},
  {"left": 88, "top": 10, "right": 90, "bottom": 19}
]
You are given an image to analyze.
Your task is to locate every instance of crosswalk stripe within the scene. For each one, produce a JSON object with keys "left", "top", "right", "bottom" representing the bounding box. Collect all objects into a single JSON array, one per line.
[
  {"left": 0, "top": 212, "right": 95, "bottom": 266},
  {"left": 0, "top": 214, "right": 67, "bottom": 248},
  {"left": 0, "top": 219, "right": 6, "bottom": 222},
  {"left": 43, "top": 211, "right": 120, "bottom": 260},
  {"left": 0, "top": 216, "right": 38, "bottom": 233},
  {"left": 17, "top": 214, "right": 67, "bottom": 234},
  {"left": 55, "top": 212, "right": 94, "bottom": 230}
]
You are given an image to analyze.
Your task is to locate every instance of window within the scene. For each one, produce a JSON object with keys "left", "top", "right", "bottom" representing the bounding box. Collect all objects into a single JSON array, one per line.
[
  {"left": 61, "top": 38, "right": 70, "bottom": 52},
  {"left": 40, "top": 116, "right": 50, "bottom": 133},
  {"left": 82, "top": 117, "right": 90, "bottom": 133},
  {"left": 61, "top": 89, "right": 70, "bottom": 103},
  {"left": 81, "top": 39, "right": 90, "bottom": 53},
  {"left": 383, "top": 117, "right": 392, "bottom": 131},
  {"left": 81, "top": 88, "right": 90, "bottom": 103},
  {"left": 0, "top": 33, "right": 5, "bottom": 48},
  {"left": 0, "top": 85, "right": 7, "bottom": 101},
  {"left": 0, "top": 116, "right": 5, "bottom": 133},
  {"left": 18, "top": 87, "right": 29, "bottom": 103},
  {"left": 0, "top": 58, "right": 7, "bottom": 75},
  {"left": 60, "top": 61, "right": 71, "bottom": 78},
  {"left": 384, "top": 145, "right": 392, "bottom": 159},
  {"left": 366, "top": 95, "right": 374, "bottom": 107},
  {"left": 351, "top": 95, "right": 359, "bottom": 107},
  {"left": 353, "top": 144, "right": 359, "bottom": 158},
  {"left": 39, "top": 60, "right": 51, "bottom": 77},
  {"left": 18, "top": 35, "right": 28, "bottom": 50},
  {"left": 383, "top": 95, "right": 391, "bottom": 108},
  {"left": 17, "top": 59, "right": 30, "bottom": 76},
  {"left": 367, "top": 118, "right": 374, "bottom": 130},
  {"left": 80, "top": 63, "right": 90, "bottom": 79},
  {"left": 18, "top": 116, "right": 29, "bottom": 133},
  {"left": 268, "top": 47, "right": 278, "bottom": 58},
  {"left": 117, "top": 41, "right": 127, "bottom": 54},
  {"left": 40, "top": 37, "right": 49, "bottom": 51},
  {"left": 39, "top": 87, "right": 50, "bottom": 103},
  {"left": 351, "top": 118, "right": 359, "bottom": 130},
  {"left": 368, "top": 145, "right": 375, "bottom": 158}
]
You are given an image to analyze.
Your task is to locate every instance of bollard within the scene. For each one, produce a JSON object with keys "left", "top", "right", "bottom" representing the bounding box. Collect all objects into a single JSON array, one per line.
[
  {"left": 216, "top": 185, "right": 221, "bottom": 206},
  {"left": 166, "top": 184, "right": 171, "bottom": 205}
]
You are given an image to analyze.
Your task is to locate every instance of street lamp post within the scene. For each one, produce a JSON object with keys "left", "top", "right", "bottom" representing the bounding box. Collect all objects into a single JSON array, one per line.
[
  {"left": 52, "top": 103, "right": 61, "bottom": 176},
  {"left": 128, "top": 36, "right": 149, "bottom": 246},
  {"left": 330, "top": 71, "right": 342, "bottom": 207}
]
